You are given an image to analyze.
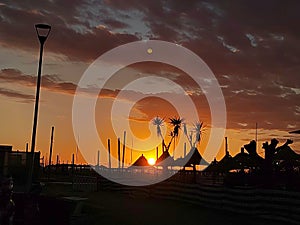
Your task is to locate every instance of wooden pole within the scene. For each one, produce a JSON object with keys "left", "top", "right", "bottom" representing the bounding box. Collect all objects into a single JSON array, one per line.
[
  {"left": 255, "top": 122, "right": 258, "bottom": 150},
  {"left": 97, "top": 150, "right": 100, "bottom": 167},
  {"left": 118, "top": 138, "right": 121, "bottom": 169},
  {"left": 184, "top": 142, "right": 186, "bottom": 157},
  {"left": 130, "top": 139, "right": 133, "bottom": 164},
  {"left": 122, "top": 131, "right": 126, "bottom": 169},
  {"left": 72, "top": 154, "right": 74, "bottom": 165},
  {"left": 108, "top": 139, "right": 111, "bottom": 169},
  {"left": 49, "top": 126, "right": 54, "bottom": 166},
  {"left": 56, "top": 154, "right": 59, "bottom": 172},
  {"left": 26, "top": 143, "right": 28, "bottom": 153},
  {"left": 225, "top": 137, "right": 228, "bottom": 156},
  {"left": 173, "top": 138, "right": 176, "bottom": 159},
  {"left": 72, "top": 153, "right": 75, "bottom": 173}
]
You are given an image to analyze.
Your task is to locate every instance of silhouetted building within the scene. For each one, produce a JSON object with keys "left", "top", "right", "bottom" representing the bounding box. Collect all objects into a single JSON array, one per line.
[{"left": 0, "top": 145, "right": 40, "bottom": 184}]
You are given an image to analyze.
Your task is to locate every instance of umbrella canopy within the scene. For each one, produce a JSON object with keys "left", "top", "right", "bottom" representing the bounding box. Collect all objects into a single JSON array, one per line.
[
  {"left": 131, "top": 154, "right": 149, "bottom": 167},
  {"left": 232, "top": 151, "right": 264, "bottom": 169},
  {"left": 204, "top": 158, "right": 220, "bottom": 172},
  {"left": 273, "top": 146, "right": 300, "bottom": 161},
  {"left": 289, "top": 130, "right": 300, "bottom": 134},
  {"left": 184, "top": 147, "right": 209, "bottom": 166},
  {"left": 155, "top": 151, "right": 174, "bottom": 166},
  {"left": 205, "top": 153, "right": 241, "bottom": 172}
]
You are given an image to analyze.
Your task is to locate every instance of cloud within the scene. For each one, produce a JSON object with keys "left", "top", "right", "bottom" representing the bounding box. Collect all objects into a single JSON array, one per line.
[
  {"left": 0, "top": 3, "right": 139, "bottom": 62},
  {"left": 0, "top": 0, "right": 299, "bottom": 133},
  {"left": 0, "top": 87, "right": 34, "bottom": 102},
  {"left": 0, "top": 68, "right": 77, "bottom": 95}
]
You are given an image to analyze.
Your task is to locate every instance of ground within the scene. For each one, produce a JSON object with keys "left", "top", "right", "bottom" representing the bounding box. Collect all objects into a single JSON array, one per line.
[{"left": 40, "top": 183, "right": 282, "bottom": 225}]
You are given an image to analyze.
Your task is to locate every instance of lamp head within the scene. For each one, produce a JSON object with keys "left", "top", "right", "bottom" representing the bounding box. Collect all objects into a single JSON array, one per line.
[{"left": 35, "top": 23, "right": 51, "bottom": 44}]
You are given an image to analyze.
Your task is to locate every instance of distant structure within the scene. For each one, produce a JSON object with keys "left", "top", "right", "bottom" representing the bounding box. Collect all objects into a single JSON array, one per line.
[{"left": 0, "top": 145, "right": 40, "bottom": 184}]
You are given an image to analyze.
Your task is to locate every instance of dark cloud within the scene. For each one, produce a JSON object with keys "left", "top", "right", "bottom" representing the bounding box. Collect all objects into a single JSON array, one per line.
[
  {"left": 0, "top": 3, "right": 139, "bottom": 62},
  {"left": 0, "top": 68, "right": 77, "bottom": 95},
  {"left": 0, "top": 0, "right": 299, "bottom": 133},
  {"left": 0, "top": 87, "right": 34, "bottom": 102},
  {"left": 102, "top": 19, "right": 129, "bottom": 29}
]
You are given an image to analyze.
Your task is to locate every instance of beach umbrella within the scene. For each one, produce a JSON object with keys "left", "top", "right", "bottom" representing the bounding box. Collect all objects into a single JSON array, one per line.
[
  {"left": 289, "top": 130, "right": 300, "bottom": 134},
  {"left": 217, "top": 154, "right": 238, "bottom": 172},
  {"left": 155, "top": 151, "right": 174, "bottom": 167},
  {"left": 131, "top": 154, "right": 149, "bottom": 167},
  {"left": 204, "top": 159, "right": 220, "bottom": 172},
  {"left": 184, "top": 147, "right": 209, "bottom": 167},
  {"left": 233, "top": 152, "right": 264, "bottom": 168},
  {"left": 205, "top": 153, "right": 242, "bottom": 172},
  {"left": 273, "top": 146, "right": 300, "bottom": 161}
]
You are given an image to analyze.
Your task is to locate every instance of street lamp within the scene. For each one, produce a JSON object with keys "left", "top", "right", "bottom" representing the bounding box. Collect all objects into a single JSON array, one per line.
[
  {"left": 27, "top": 24, "right": 51, "bottom": 192},
  {"left": 30, "top": 24, "right": 51, "bottom": 153}
]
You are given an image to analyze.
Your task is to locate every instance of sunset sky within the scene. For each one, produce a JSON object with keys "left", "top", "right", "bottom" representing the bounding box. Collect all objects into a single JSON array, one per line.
[{"left": 0, "top": 0, "right": 299, "bottom": 167}]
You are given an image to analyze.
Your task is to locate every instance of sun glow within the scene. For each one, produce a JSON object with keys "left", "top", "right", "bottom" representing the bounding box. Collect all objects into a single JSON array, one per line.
[{"left": 148, "top": 158, "right": 156, "bottom": 166}]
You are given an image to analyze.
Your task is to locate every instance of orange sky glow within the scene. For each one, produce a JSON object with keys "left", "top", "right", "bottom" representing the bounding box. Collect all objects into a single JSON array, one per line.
[{"left": 0, "top": 1, "right": 299, "bottom": 168}]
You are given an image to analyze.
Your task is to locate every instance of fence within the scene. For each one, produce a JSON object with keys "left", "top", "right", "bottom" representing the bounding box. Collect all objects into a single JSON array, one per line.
[
  {"left": 72, "top": 176, "right": 98, "bottom": 192},
  {"left": 97, "top": 177, "right": 300, "bottom": 224},
  {"left": 71, "top": 170, "right": 300, "bottom": 224}
]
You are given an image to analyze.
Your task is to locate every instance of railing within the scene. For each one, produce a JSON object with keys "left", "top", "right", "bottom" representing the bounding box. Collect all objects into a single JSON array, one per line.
[{"left": 72, "top": 176, "right": 98, "bottom": 192}]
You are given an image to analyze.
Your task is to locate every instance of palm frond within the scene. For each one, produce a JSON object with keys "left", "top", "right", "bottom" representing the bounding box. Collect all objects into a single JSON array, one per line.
[
  {"left": 193, "top": 121, "right": 204, "bottom": 143},
  {"left": 183, "top": 123, "right": 188, "bottom": 136},
  {"left": 169, "top": 117, "right": 183, "bottom": 126},
  {"left": 169, "top": 117, "right": 184, "bottom": 137},
  {"left": 152, "top": 116, "right": 164, "bottom": 126},
  {"left": 152, "top": 116, "right": 164, "bottom": 138}
]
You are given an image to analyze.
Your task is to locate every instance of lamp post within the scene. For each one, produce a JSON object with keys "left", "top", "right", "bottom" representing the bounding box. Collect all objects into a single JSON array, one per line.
[
  {"left": 30, "top": 24, "right": 51, "bottom": 153},
  {"left": 27, "top": 24, "right": 51, "bottom": 192}
]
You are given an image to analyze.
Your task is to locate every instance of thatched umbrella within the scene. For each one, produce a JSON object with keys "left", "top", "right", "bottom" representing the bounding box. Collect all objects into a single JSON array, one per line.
[
  {"left": 155, "top": 151, "right": 174, "bottom": 167},
  {"left": 205, "top": 154, "right": 238, "bottom": 172},
  {"left": 272, "top": 144, "right": 300, "bottom": 171},
  {"left": 173, "top": 147, "right": 208, "bottom": 168},
  {"left": 273, "top": 145, "right": 300, "bottom": 161},
  {"left": 184, "top": 147, "right": 209, "bottom": 166},
  {"left": 131, "top": 154, "right": 149, "bottom": 167},
  {"left": 230, "top": 146, "right": 264, "bottom": 171},
  {"left": 289, "top": 130, "right": 300, "bottom": 134},
  {"left": 204, "top": 158, "right": 219, "bottom": 172}
]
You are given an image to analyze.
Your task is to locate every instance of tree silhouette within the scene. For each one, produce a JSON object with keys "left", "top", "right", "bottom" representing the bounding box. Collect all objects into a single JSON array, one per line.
[
  {"left": 192, "top": 121, "right": 204, "bottom": 148},
  {"left": 152, "top": 116, "right": 164, "bottom": 140},
  {"left": 169, "top": 117, "right": 184, "bottom": 157},
  {"left": 152, "top": 116, "right": 169, "bottom": 152}
]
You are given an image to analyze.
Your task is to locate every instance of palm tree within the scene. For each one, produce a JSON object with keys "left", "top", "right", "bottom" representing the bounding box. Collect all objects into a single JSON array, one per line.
[
  {"left": 169, "top": 117, "right": 184, "bottom": 158},
  {"left": 169, "top": 117, "right": 183, "bottom": 137},
  {"left": 193, "top": 121, "right": 204, "bottom": 148},
  {"left": 152, "top": 116, "right": 164, "bottom": 139},
  {"left": 152, "top": 116, "right": 167, "bottom": 151}
]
